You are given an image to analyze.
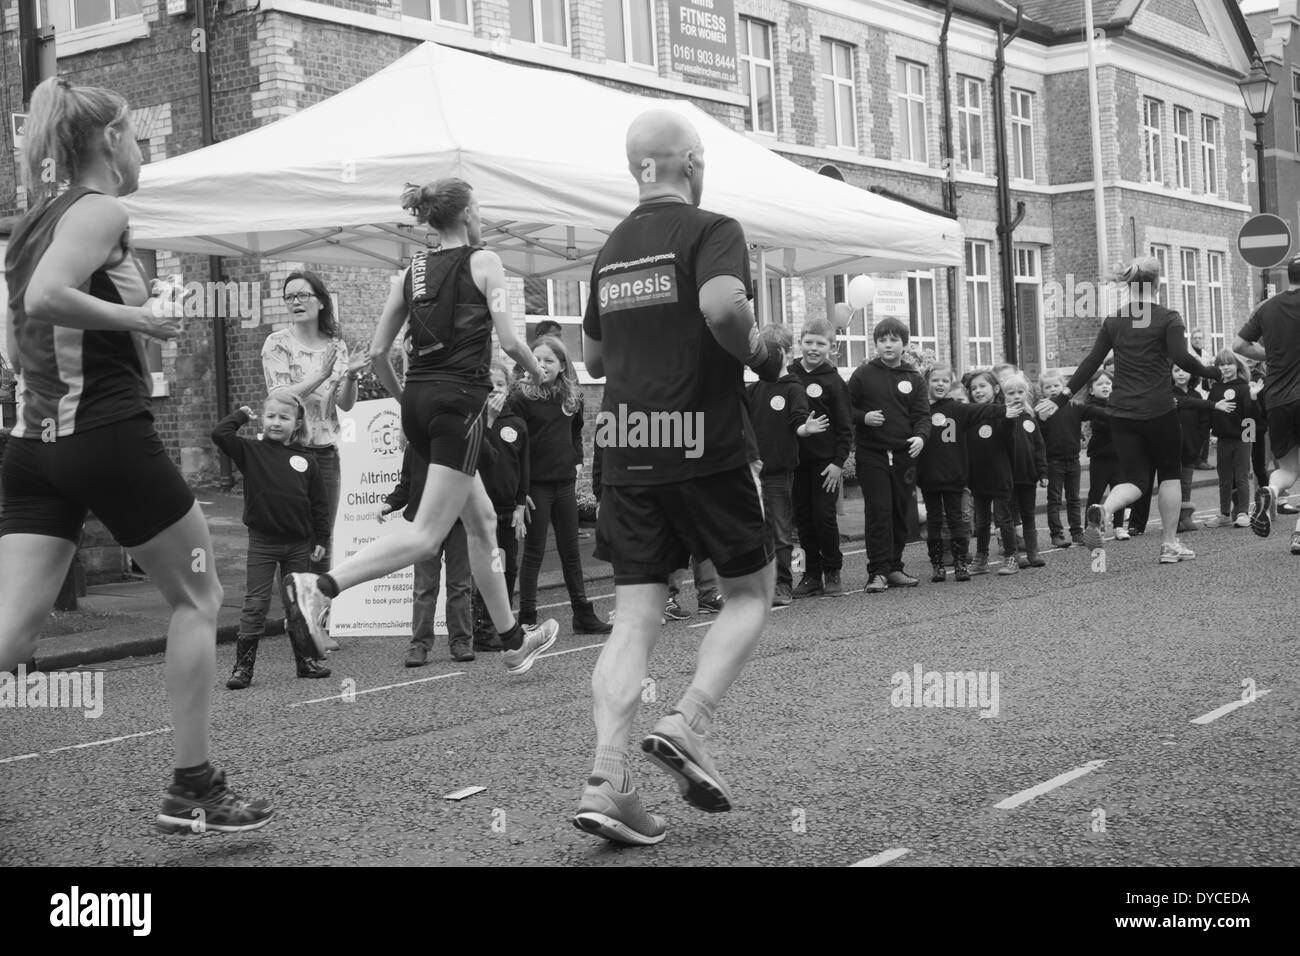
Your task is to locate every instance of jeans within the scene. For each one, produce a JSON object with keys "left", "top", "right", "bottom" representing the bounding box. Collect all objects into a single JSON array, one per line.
[
  {"left": 1012, "top": 483, "right": 1039, "bottom": 556},
  {"left": 793, "top": 460, "right": 842, "bottom": 576},
  {"left": 669, "top": 557, "right": 719, "bottom": 598},
  {"left": 519, "top": 479, "right": 589, "bottom": 616},
  {"left": 857, "top": 448, "right": 916, "bottom": 577},
  {"left": 1046, "top": 457, "right": 1082, "bottom": 538},
  {"left": 412, "top": 519, "right": 473, "bottom": 647},
  {"left": 1216, "top": 437, "right": 1252, "bottom": 517},
  {"left": 308, "top": 444, "right": 341, "bottom": 573},
  {"left": 240, "top": 533, "right": 311, "bottom": 641},
  {"left": 761, "top": 472, "right": 795, "bottom": 588},
  {"left": 922, "top": 488, "right": 968, "bottom": 560},
  {"left": 972, "top": 494, "right": 1015, "bottom": 558}
]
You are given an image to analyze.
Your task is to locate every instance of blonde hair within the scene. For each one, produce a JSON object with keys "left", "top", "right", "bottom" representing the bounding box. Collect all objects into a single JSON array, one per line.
[
  {"left": 519, "top": 335, "right": 581, "bottom": 415},
  {"left": 264, "top": 388, "right": 309, "bottom": 445},
  {"left": 22, "top": 78, "right": 130, "bottom": 204}
]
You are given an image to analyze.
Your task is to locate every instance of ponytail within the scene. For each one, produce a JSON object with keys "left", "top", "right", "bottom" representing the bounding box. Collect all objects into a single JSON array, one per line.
[
  {"left": 22, "top": 77, "right": 130, "bottom": 203},
  {"left": 401, "top": 178, "right": 473, "bottom": 232}
]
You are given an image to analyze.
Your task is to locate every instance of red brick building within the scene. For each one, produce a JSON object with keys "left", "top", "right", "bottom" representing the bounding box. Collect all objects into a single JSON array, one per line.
[{"left": 0, "top": 0, "right": 1264, "bottom": 480}]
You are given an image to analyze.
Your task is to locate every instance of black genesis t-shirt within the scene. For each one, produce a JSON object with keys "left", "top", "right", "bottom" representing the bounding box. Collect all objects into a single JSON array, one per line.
[
  {"left": 582, "top": 200, "right": 753, "bottom": 485},
  {"left": 1239, "top": 289, "right": 1300, "bottom": 408}
]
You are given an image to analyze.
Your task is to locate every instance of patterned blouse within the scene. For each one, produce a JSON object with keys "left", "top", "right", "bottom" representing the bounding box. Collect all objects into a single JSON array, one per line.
[{"left": 261, "top": 328, "right": 350, "bottom": 448}]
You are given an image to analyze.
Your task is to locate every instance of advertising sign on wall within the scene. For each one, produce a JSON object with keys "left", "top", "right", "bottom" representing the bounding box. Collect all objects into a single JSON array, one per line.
[{"left": 669, "top": 0, "right": 739, "bottom": 85}]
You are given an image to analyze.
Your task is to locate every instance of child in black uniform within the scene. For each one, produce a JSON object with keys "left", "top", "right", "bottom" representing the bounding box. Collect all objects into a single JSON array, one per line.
[
  {"left": 1205, "top": 349, "right": 1258, "bottom": 528},
  {"left": 1172, "top": 365, "right": 1211, "bottom": 532},
  {"left": 212, "top": 389, "right": 331, "bottom": 689},
  {"left": 1038, "top": 369, "right": 1084, "bottom": 548},
  {"left": 1002, "top": 373, "right": 1048, "bottom": 568},
  {"left": 963, "top": 370, "right": 1018, "bottom": 576}
]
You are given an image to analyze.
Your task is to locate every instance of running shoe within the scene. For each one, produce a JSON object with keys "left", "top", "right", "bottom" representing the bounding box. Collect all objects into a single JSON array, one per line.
[
  {"left": 156, "top": 770, "right": 273, "bottom": 835},
  {"left": 502, "top": 619, "right": 558, "bottom": 676},
  {"left": 284, "top": 572, "right": 331, "bottom": 658},
  {"left": 1159, "top": 540, "right": 1195, "bottom": 564},
  {"left": 697, "top": 591, "right": 725, "bottom": 614},
  {"left": 573, "top": 777, "right": 667, "bottom": 846},
  {"left": 1234, "top": 513, "right": 1251, "bottom": 529},
  {"left": 1113, "top": 527, "right": 1131, "bottom": 541},
  {"left": 662, "top": 596, "right": 690, "bottom": 621},
  {"left": 1251, "top": 487, "right": 1275, "bottom": 538},
  {"left": 865, "top": 574, "right": 889, "bottom": 592},
  {"left": 1204, "top": 513, "right": 1229, "bottom": 528},
  {"left": 1291, "top": 532, "right": 1300, "bottom": 555},
  {"left": 1081, "top": 505, "right": 1105, "bottom": 550},
  {"left": 640, "top": 712, "right": 733, "bottom": 813}
]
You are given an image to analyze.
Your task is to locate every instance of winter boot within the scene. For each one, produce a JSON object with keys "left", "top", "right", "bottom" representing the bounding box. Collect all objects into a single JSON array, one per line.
[
  {"left": 226, "top": 638, "right": 258, "bottom": 690},
  {"left": 1025, "top": 527, "right": 1046, "bottom": 567},
  {"left": 286, "top": 616, "right": 331, "bottom": 680},
  {"left": 927, "top": 540, "right": 946, "bottom": 582},
  {"left": 952, "top": 540, "right": 971, "bottom": 581},
  {"left": 1177, "top": 503, "right": 1200, "bottom": 533},
  {"left": 572, "top": 599, "right": 613, "bottom": 635}
]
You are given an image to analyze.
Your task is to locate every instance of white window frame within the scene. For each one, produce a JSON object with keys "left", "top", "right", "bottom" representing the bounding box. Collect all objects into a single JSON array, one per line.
[
  {"left": 821, "top": 39, "right": 857, "bottom": 149},
  {"left": 508, "top": 0, "right": 570, "bottom": 50},
  {"left": 826, "top": 274, "right": 870, "bottom": 369},
  {"left": 524, "top": 277, "right": 590, "bottom": 368},
  {"left": 604, "top": 0, "right": 657, "bottom": 69},
  {"left": 957, "top": 76, "right": 985, "bottom": 174},
  {"left": 1180, "top": 248, "right": 1199, "bottom": 332},
  {"left": 400, "top": 0, "right": 474, "bottom": 29},
  {"left": 35, "top": 0, "right": 149, "bottom": 55},
  {"left": 1173, "top": 107, "right": 1191, "bottom": 190},
  {"left": 1143, "top": 97, "right": 1163, "bottom": 185},
  {"left": 1010, "top": 88, "right": 1035, "bottom": 182},
  {"left": 1151, "top": 244, "right": 1170, "bottom": 307},
  {"left": 965, "top": 241, "right": 994, "bottom": 368},
  {"left": 897, "top": 59, "right": 929, "bottom": 164},
  {"left": 907, "top": 270, "right": 938, "bottom": 358},
  {"left": 739, "top": 18, "right": 777, "bottom": 135},
  {"left": 1207, "top": 252, "right": 1225, "bottom": 355},
  {"left": 1201, "top": 115, "right": 1219, "bottom": 196}
]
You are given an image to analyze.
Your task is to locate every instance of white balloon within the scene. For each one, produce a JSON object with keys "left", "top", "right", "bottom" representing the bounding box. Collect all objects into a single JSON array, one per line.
[
  {"left": 832, "top": 302, "right": 853, "bottom": 329},
  {"left": 847, "top": 275, "right": 876, "bottom": 310}
]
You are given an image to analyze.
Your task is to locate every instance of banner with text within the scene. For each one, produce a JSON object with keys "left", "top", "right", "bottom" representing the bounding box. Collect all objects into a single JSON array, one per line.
[
  {"left": 331, "top": 398, "right": 445, "bottom": 637},
  {"left": 669, "top": 0, "right": 738, "bottom": 85}
]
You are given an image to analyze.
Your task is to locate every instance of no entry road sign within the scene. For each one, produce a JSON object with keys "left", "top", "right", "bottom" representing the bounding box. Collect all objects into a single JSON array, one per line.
[{"left": 1238, "top": 214, "right": 1293, "bottom": 269}]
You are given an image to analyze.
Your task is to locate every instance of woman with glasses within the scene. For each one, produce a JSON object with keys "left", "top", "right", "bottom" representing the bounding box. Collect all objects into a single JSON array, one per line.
[{"left": 261, "top": 272, "right": 356, "bottom": 647}]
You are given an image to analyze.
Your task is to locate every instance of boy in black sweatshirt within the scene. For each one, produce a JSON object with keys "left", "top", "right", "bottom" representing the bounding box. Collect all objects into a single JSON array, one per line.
[
  {"left": 789, "top": 317, "right": 853, "bottom": 597},
  {"left": 917, "top": 364, "right": 1011, "bottom": 581},
  {"left": 849, "top": 317, "right": 932, "bottom": 592},
  {"left": 1038, "top": 369, "right": 1085, "bottom": 548},
  {"left": 212, "top": 391, "right": 331, "bottom": 689},
  {"left": 470, "top": 364, "right": 530, "bottom": 651},
  {"left": 747, "top": 325, "right": 828, "bottom": 606},
  {"left": 381, "top": 440, "right": 476, "bottom": 665}
]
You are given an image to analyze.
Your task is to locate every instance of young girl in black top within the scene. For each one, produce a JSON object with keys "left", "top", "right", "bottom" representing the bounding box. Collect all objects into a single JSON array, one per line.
[
  {"left": 1205, "top": 349, "right": 1258, "bottom": 528},
  {"left": 963, "top": 370, "right": 1019, "bottom": 576},
  {"left": 1002, "top": 374, "right": 1049, "bottom": 569},
  {"left": 509, "top": 336, "right": 611, "bottom": 635},
  {"left": 211, "top": 389, "right": 331, "bottom": 689}
]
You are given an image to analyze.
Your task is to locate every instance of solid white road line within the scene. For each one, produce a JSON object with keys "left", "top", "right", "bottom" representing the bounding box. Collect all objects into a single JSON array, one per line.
[
  {"left": 537, "top": 642, "right": 606, "bottom": 660},
  {"left": 0, "top": 726, "right": 173, "bottom": 765},
  {"left": 1190, "top": 689, "right": 1273, "bottom": 725},
  {"left": 851, "top": 848, "right": 911, "bottom": 867},
  {"left": 288, "top": 671, "right": 465, "bottom": 707},
  {"left": 994, "top": 759, "right": 1107, "bottom": 810}
]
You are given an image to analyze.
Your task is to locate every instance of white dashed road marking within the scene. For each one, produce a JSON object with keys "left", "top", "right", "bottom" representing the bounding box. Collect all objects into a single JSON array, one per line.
[
  {"left": 994, "top": 759, "right": 1107, "bottom": 810},
  {"left": 1191, "top": 688, "right": 1272, "bottom": 725},
  {"left": 851, "top": 848, "right": 911, "bottom": 867}
]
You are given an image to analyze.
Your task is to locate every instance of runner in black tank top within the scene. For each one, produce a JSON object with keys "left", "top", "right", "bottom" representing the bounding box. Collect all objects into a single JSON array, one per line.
[
  {"left": 1038, "top": 256, "right": 1218, "bottom": 565},
  {"left": 0, "top": 78, "right": 271, "bottom": 834},
  {"left": 283, "top": 178, "right": 561, "bottom": 680}
]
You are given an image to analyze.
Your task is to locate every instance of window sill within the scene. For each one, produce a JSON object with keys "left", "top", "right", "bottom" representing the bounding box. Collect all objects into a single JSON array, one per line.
[{"left": 54, "top": 16, "right": 150, "bottom": 57}]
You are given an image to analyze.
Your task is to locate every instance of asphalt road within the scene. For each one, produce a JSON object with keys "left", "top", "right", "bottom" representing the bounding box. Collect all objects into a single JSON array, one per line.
[{"left": 2, "top": 484, "right": 1296, "bottom": 867}]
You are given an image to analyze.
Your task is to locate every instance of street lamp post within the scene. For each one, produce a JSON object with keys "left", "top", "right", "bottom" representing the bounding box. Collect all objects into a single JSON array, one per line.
[{"left": 1239, "top": 55, "right": 1278, "bottom": 301}]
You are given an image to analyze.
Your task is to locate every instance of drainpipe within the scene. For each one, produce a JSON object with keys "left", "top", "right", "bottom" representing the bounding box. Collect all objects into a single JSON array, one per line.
[
  {"left": 993, "top": 8, "right": 1023, "bottom": 365},
  {"left": 938, "top": 0, "right": 962, "bottom": 369},
  {"left": 196, "top": 0, "right": 232, "bottom": 490}
]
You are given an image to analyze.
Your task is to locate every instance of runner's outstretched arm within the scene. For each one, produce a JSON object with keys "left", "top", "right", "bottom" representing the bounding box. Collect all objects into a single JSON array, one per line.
[
  {"left": 1166, "top": 323, "right": 1221, "bottom": 381},
  {"left": 364, "top": 276, "right": 407, "bottom": 398},
  {"left": 479, "top": 250, "right": 543, "bottom": 380},
  {"left": 1059, "top": 324, "right": 1113, "bottom": 403},
  {"left": 1233, "top": 335, "right": 1266, "bottom": 362},
  {"left": 699, "top": 275, "right": 782, "bottom": 381}
]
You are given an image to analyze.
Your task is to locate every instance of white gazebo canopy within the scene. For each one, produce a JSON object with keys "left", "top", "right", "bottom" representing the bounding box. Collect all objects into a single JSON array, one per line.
[{"left": 125, "top": 42, "right": 962, "bottom": 279}]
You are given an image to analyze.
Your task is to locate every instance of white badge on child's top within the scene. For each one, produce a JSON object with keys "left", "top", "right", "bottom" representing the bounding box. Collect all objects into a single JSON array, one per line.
[
  {"left": 979, "top": 425, "right": 993, "bottom": 439},
  {"left": 806, "top": 383, "right": 823, "bottom": 399},
  {"left": 1023, "top": 420, "right": 1036, "bottom": 433},
  {"left": 931, "top": 413, "right": 947, "bottom": 427},
  {"left": 898, "top": 380, "right": 913, "bottom": 394},
  {"left": 1225, "top": 389, "right": 1236, "bottom": 401},
  {"left": 770, "top": 395, "right": 786, "bottom": 411},
  {"left": 500, "top": 426, "right": 518, "bottom": 443},
  {"left": 289, "top": 455, "right": 309, "bottom": 473}
]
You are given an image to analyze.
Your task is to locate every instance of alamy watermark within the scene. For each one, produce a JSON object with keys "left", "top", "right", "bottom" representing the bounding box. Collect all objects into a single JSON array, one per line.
[
  {"left": 593, "top": 404, "right": 705, "bottom": 459},
  {"left": 150, "top": 275, "right": 262, "bottom": 328},
  {"left": 1042, "top": 277, "right": 1156, "bottom": 325},
  {"left": 0, "top": 665, "right": 104, "bottom": 719},
  {"left": 890, "top": 663, "right": 1000, "bottom": 718}
]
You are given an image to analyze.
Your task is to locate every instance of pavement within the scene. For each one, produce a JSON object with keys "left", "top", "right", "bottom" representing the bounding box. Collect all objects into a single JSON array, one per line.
[{"left": 28, "top": 462, "right": 1237, "bottom": 670}]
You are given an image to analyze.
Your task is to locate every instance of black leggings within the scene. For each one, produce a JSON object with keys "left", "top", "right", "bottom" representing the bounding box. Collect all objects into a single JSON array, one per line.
[
  {"left": 518, "top": 479, "right": 589, "bottom": 615},
  {"left": 972, "top": 493, "right": 1016, "bottom": 557}
]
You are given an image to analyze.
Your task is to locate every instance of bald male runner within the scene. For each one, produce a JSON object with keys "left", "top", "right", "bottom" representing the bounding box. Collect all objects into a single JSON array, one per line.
[{"left": 571, "top": 110, "right": 784, "bottom": 845}]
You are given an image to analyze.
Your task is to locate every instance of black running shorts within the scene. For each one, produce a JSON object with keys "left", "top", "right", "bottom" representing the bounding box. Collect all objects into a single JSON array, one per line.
[
  {"left": 401, "top": 381, "right": 491, "bottom": 477},
  {"left": 0, "top": 413, "right": 196, "bottom": 547},
  {"left": 595, "top": 465, "right": 774, "bottom": 585},
  {"left": 1267, "top": 398, "right": 1300, "bottom": 458},
  {"left": 1110, "top": 410, "right": 1181, "bottom": 488}
]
